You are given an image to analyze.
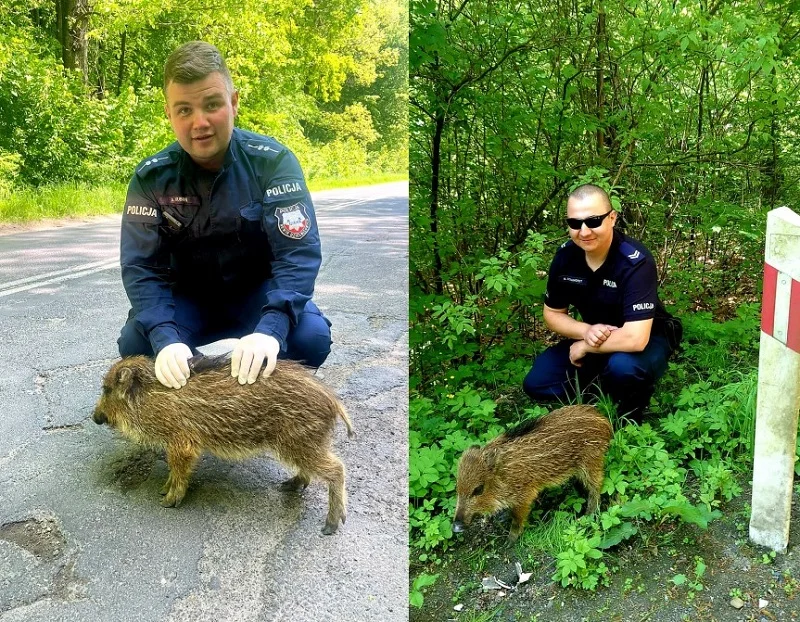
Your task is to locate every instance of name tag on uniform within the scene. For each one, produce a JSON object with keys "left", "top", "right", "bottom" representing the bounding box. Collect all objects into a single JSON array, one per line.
[
  {"left": 559, "top": 275, "right": 586, "bottom": 286},
  {"left": 157, "top": 196, "right": 201, "bottom": 207}
]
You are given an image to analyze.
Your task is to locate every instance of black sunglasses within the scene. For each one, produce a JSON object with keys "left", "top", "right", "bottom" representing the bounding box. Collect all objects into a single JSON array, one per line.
[{"left": 566, "top": 210, "right": 613, "bottom": 230}]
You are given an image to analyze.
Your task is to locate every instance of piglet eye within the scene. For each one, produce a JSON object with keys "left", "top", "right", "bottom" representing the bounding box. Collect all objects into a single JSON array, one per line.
[{"left": 472, "top": 484, "right": 484, "bottom": 497}]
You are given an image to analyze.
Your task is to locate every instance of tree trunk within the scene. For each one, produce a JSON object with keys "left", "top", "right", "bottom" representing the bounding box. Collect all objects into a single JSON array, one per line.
[
  {"left": 116, "top": 29, "right": 127, "bottom": 96},
  {"left": 595, "top": 2, "right": 606, "bottom": 156},
  {"left": 430, "top": 106, "right": 445, "bottom": 295},
  {"left": 55, "top": 0, "right": 64, "bottom": 53},
  {"left": 96, "top": 40, "right": 106, "bottom": 99},
  {"left": 766, "top": 62, "right": 780, "bottom": 208},
  {"left": 61, "top": 0, "right": 90, "bottom": 84}
]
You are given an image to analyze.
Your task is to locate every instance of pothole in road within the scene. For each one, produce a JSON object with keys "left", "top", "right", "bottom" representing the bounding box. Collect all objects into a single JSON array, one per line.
[
  {"left": 0, "top": 516, "right": 89, "bottom": 612},
  {"left": 0, "top": 516, "right": 66, "bottom": 561}
]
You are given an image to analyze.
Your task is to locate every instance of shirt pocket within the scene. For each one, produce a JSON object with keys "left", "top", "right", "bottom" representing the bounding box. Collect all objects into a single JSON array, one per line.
[
  {"left": 239, "top": 201, "right": 265, "bottom": 237},
  {"left": 595, "top": 281, "right": 623, "bottom": 307},
  {"left": 157, "top": 196, "right": 200, "bottom": 241}
]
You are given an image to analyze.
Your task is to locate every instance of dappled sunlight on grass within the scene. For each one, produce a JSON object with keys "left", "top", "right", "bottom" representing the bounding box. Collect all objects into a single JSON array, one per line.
[
  {"left": 0, "top": 176, "right": 408, "bottom": 225},
  {"left": 0, "top": 183, "right": 127, "bottom": 222}
]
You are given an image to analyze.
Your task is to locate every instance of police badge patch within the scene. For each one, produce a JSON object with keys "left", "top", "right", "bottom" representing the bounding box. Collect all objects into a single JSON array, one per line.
[{"left": 275, "top": 203, "right": 311, "bottom": 239}]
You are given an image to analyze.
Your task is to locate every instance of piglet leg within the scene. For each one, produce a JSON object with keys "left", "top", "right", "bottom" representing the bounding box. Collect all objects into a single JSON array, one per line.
[{"left": 161, "top": 443, "right": 200, "bottom": 508}]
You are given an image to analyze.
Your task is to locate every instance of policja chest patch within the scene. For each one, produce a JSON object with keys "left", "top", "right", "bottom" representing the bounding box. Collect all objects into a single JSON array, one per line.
[{"left": 275, "top": 203, "right": 311, "bottom": 239}]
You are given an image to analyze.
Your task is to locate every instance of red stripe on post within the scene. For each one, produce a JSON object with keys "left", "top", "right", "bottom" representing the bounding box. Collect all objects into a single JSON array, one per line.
[
  {"left": 762, "top": 263, "right": 778, "bottom": 336},
  {"left": 788, "top": 278, "right": 800, "bottom": 354}
]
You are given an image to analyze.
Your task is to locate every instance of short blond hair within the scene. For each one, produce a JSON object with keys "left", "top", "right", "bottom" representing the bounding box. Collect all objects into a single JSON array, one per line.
[{"left": 163, "top": 41, "right": 234, "bottom": 95}]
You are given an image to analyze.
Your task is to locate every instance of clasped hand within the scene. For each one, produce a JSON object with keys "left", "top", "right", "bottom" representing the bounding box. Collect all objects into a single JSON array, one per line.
[
  {"left": 569, "top": 323, "right": 619, "bottom": 367},
  {"left": 583, "top": 323, "right": 618, "bottom": 348}
]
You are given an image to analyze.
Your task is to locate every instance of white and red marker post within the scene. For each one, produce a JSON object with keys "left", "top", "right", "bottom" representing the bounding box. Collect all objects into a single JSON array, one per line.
[{"left": 750, "top": 206, "right": 800, "bottom": 553}]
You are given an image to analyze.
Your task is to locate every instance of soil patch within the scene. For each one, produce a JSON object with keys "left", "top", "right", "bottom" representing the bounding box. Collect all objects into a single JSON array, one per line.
[
  {"left": 0, "top": 516, "right": 66, "bottom": 561},
  {"left": 412, "top": 481, "right": 800, "bottom": 622}
]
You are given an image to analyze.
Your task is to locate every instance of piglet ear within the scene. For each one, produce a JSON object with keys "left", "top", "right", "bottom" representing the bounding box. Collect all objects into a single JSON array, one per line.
[
  {"left": 115, "top": 362, "right": 143, "bottom": 402},
  {"left": 117, "top": 366, "right": 132, "bottom": 386},
  {"left": 484, "top": 447, "right": 499, "bottom": 471}
]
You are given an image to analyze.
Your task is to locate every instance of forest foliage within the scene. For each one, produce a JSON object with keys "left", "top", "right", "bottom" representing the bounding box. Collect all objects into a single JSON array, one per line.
[
  {"left": 409, "top": 0, "right": 800, "bottom": 597},
  {"left": 0, "top": 0, "right": 408, "bottom": 192}
]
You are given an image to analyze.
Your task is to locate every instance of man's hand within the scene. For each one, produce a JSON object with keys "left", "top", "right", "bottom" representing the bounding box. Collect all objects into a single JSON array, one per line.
[
  {"left": 231, "top": 333, "right": 281, "bottom": 384},
  {"left": 583, "top": 323, "right": 618, "bottom": 348},
  {"left": 569, "top": 340, "right": 589, "bottom": 367},
  {"left": 155, "top": 342, "right": 193, "bottom": 389}
]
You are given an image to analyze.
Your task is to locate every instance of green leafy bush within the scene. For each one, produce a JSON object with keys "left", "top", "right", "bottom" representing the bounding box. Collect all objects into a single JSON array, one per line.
[{"left": 410, "top": 233, "right": 763, "bottom": 591}]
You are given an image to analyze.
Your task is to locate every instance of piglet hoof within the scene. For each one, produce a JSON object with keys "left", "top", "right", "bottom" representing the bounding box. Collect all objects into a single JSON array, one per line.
[
  {"left": 161, "top": 489, "right": 185, "bottom": 508},
  {"left": 160, "top": 474, "right": 174, "bottom": 496},
  {"left": 321, "top": 522, "right": 339, "bottom": 536},
  {"left": 280, "top": 475, "right": 309, "bottom": 492}
]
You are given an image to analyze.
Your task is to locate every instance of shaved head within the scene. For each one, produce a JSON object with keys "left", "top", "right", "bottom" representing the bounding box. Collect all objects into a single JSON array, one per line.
[{"left": 569, "top": 184, "right": 612, "bottom": 211}]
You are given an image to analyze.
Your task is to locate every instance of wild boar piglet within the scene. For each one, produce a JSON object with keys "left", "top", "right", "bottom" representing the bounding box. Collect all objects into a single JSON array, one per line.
[
  {"left": 93, "top": 355, "right": 353, "bottom": 535},
  {"left": 453, "top": 404, "right": 612, "bottom": 542}
]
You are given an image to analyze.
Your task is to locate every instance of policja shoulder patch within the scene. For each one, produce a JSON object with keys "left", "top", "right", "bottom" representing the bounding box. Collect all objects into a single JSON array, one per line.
[
  {"left": 275, "top": 203, "right": 311, "bottom": 239},
  {"left": 124, "top": 203, "right": 161, "bottom": 224}
]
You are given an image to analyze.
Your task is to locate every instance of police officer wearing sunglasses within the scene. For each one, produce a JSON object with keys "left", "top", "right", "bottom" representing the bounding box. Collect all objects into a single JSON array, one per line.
[{"left": 522, "top": 184, "right": 681, "bottom": 421}]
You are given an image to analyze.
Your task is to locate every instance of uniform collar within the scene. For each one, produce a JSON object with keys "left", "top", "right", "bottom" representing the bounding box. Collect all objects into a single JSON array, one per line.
[
  {"left": 177, "top": 130, "right": 239, "bottom": 175},
  {"left": 611, "top": 229, "right": 624, "bottom": 253},
  {"left": 576, "top": 229, "right": 623, "bottom": 274}
]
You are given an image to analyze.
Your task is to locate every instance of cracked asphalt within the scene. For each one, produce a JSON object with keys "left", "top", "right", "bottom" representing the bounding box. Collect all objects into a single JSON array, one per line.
[{"left": 0, "top": 182, "right": 408, "bottom": 621}]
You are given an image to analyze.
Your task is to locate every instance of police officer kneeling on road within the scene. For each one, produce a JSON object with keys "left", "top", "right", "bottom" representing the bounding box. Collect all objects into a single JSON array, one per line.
[
  {"left": 523, "top": 183, "right": 682, "bottom": 421},
  {"left": 118, "top": 41, "right": 331, "bottom": 389}
]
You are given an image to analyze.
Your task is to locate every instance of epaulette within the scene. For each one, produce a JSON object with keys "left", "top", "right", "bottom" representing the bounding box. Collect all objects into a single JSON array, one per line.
[
  {"left": 619, "top": 240, "right": 646, "bottom": 264},
  {"left": 135, "top": 149, "right": 178, "bottom": 177},
  {"left": 559, "top": 239, "right": 575, "bottom": 250},
  {"left": 242, "top": 138, "right": 284, "bottom": 158}
]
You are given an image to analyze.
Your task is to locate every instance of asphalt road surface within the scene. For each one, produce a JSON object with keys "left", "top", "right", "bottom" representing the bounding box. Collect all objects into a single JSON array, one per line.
[{"left": 0, "top": 182, "right": 409, "bottom": 621}]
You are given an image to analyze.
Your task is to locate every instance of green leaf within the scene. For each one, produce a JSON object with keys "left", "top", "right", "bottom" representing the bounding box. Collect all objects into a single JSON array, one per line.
[
  {"left": 413, "top": 573, "right": 439, "bottom": 590},
  {"left": 694, "top": 560, "right": 707, "bottom": 578},
  {"left": 619, "top": 499, "right": 653, "bottom": 520},
  {"left": 661, "top": 502, "right": 721, "bottom": 529},
  {"left": 598, "top": 522, "right": 639, "bottom": 549}
]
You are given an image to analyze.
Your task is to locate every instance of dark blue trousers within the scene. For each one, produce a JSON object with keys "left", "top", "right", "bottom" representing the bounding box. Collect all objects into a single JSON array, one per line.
[
  {"left": 522, "top": 335, "right": 672, "bottom": 418},
  {"left": 118, "top": 284, "right": 332, "bottom": 368}
]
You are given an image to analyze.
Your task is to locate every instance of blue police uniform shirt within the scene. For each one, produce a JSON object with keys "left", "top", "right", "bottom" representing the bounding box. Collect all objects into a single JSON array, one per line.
[
  {"left": 544, "top": 230, "right": 671, "bottom": 332},
  {"left": 120, "top": 127, "right": 320, "bottom": 355}
]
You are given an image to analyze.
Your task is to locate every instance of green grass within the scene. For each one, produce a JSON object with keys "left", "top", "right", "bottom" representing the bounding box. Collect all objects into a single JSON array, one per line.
[
  {"left": 307, "top": 171, "right": 408, "bottom": 191},
  {"left": 0, "top": 174, "right": 408, "bottom": 224},
  {"left": 0, "top": 182, "right": 128, "bottom": 223},
  {"left": 518, "top": 506, "right": 576, "bottom": 554}
]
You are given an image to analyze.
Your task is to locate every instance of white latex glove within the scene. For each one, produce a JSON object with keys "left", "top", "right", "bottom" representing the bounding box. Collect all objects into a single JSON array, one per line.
[
  {"left": 154, "top": 342, "right": 193, "bottom": 389},
  {"left": 231, "top": 333, "right": 280, "bottom": 384}
]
